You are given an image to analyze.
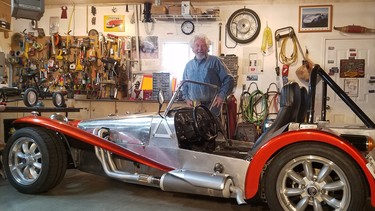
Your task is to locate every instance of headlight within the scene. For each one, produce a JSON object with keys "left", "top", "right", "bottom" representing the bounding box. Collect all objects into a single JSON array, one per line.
[{"left": 50, "top": 113, "right": 68, "bottom": 122}]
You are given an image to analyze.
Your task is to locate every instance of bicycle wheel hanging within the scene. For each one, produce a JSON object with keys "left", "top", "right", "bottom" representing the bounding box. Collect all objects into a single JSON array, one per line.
[{"left": 226, "top": 8, "right": 261, "bottom": 44}]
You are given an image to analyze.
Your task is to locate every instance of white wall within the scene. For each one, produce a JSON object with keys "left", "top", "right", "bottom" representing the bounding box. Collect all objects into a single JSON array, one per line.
[{"left": 1, "top": 1, "right": 375, "bottom": 98}]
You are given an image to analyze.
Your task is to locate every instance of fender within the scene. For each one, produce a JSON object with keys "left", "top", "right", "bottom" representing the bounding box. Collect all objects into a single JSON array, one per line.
[
  {"left": 12, "top": 116, "right": 174, "bottom": 172},
  {"left": 244, "top": 129, "right": 375, "bottom": 206}
]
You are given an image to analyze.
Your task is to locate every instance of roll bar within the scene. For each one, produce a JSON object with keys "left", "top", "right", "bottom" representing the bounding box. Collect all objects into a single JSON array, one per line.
[{"left": 308, "top": 64, "right": 375, "bottom": 128}]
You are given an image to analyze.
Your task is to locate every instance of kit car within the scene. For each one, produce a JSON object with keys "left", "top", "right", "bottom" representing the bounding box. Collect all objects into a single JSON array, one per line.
[
  {"left": 302, "top": 13, "right": 328, "bottom": 28},
  {"left": 2, "top": 64, "right": 375, "bottom": 210}
]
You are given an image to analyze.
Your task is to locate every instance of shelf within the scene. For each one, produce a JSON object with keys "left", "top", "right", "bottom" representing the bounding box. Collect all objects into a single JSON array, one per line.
[
  {"left": 0, "top": 28, "right": 10, "bottom": 33},
  {"left": 152, "top": 14, "right": 220, "bottom": 22}
]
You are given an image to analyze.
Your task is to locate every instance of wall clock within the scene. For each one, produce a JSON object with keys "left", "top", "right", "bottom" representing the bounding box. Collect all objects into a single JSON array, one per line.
[
  {"left": 226, "top": 8, "right": 261, "bottom": 44},
  {"left": 181, "top": 20, "right": 195, "bottom": 35}
]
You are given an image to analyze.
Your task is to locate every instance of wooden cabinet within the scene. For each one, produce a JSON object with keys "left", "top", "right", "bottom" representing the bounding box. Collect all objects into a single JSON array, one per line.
[
  {"left": 0, "top": 101, "right": 19, "bottom": 143},
  {"left": 90, "top": 101, "right": 116, "bottom": 118},
  {"left": 116, "top": 101, "right": 141, "bottom": 114},
  {"left": 67, "top": 100, "right": 90, "bottom": 120},
  {"left": 138, "top": 101, "right": 159, "bottom": 113},
  {"left": 0, "top": 0, "right": 11, "bottom": 33}
]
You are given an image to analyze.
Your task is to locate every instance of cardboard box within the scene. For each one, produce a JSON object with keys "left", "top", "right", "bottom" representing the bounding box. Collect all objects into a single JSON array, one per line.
[
  {"left": 181, "top": 1, "right": 192, "bottom": 15},
  {"left": 0, "top": 1, "right": 12, "bottom": 31},
  {"left": 191, "top": 8, "right": 202, "bottom": 16},
  {"left": 0, "top": 1, "right": 11, "bottom": 31},
  {"left": 206, "top": 8, "right": 220, "bottom": 16},
  {"left": 168, "top": 6, "right": 181, "bottom": 15},
  {"left": 151, "top": 5, "right": 168, "bottom": 15},
  {"left": 0, "top": 1, "right": 11, "bottom": 21}
]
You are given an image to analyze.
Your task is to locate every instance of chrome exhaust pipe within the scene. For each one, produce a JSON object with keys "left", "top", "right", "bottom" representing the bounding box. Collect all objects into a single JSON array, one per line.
[
  {"left": 160, "top": 169, "right": 247, "bottom": 205},
  {"left": 93, "top": 127, "right": 159, "bottom": 187},
  {"left": 93, "top": 127, "right": 246, "bottom": 204},
  {"left": 230, "top": 186, "right": 247, "bottom": 205}
]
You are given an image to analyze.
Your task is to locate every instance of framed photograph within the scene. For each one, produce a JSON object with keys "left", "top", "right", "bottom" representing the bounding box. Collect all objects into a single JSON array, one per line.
[
  {"left": 344, "top": 79, "right": 359, "bottom": 97},
  {"left": 299, "top": 5, "right": 333, "bottom": 33}
]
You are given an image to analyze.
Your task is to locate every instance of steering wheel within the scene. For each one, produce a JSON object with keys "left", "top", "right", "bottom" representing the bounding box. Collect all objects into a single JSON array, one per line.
[{"left": 192, "top": 105, "right": 218, "bottom": 141}]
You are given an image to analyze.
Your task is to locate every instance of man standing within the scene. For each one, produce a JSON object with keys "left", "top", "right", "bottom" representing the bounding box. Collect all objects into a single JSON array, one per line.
[{"left": 182, "top": 34, "right": 234, "bottom": 116}]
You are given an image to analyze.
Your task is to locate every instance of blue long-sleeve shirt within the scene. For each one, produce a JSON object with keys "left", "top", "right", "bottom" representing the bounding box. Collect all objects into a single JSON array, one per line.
[{"left": 182, "top": 55, "right": 234, "bottom": 103}]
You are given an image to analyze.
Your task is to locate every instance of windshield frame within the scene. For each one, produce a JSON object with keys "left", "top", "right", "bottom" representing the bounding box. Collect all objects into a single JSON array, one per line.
[{"left": 163, "top": 80, "right": 219, "bottom": 117}]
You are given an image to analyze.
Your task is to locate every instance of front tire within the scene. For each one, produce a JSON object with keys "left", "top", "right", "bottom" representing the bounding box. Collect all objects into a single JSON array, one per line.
[
  {"left": 264, "top": 142, "right": 367, "bottom": 211},
  {"left": 3, "top": 127, "right": 67, "bottom": 194}
]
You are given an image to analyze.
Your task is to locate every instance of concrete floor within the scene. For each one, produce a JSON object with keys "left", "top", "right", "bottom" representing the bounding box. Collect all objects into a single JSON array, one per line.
[
  {"left": 0, "top": 169, "right": 373, "bottom": 211},
  {"left": 0, "top": 169, "right": 270, "bottom": 211}
]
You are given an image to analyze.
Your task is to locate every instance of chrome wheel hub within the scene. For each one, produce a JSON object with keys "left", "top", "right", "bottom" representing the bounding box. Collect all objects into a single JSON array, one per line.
[
  {"left": 277, "top": 156, "right": 350, "bottom": 210},
  {"left": 8, "top": 137, "right": 42, "bottom": 185},
  {"left": 306, "top": 185, "right": 319, "bottom": 197}
]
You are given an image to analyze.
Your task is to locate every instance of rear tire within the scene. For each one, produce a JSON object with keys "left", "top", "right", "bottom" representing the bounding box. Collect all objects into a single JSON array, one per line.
[
  {"left": 3, "top": 127, "right": 67, "bottom": 194},
  {"left": 264, "top": 142, "right": 367, "bottom": 211}
]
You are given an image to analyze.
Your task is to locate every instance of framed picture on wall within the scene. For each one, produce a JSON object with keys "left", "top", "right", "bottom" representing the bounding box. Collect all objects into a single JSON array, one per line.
[
  {"left": 344, "top": 79, "right": 359, "bottom": 97},
  {"left": 104, "top": 15, "right": 125, "bottom": 32},
  {"left": 298, "top": 5, "right": 333, "bottom": 32}
]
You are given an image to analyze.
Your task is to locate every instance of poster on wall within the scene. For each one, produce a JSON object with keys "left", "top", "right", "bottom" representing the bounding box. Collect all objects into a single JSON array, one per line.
[
  {"left": 340, "top": 59, "right": 365, "bottom": 78},
  {"left": 246, "top": 75, "right": 258, "bottom": 81},
  {"left": 104, "top": 15, "right": 125, "bottom": 32},
  {"left": 139, "top": 36, "right": 159, "bottom": 59},
  {"left": 344, "top": 79, "right": 359, "bottom": 97}
]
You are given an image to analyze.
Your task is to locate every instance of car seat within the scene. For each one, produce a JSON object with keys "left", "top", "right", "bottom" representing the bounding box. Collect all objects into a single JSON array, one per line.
[{"left": 297, "top": 86, "right": 308, "bottom": 122}]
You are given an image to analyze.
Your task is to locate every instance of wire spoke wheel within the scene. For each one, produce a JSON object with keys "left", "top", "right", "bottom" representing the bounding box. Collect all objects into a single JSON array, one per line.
[{"left": 226, "top": 8, "right": 261, "bottom": 44}]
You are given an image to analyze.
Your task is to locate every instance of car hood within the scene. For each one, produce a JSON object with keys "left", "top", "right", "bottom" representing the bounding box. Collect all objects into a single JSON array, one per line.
[{"left": 78, "top": 113, "right": 157, "bottom": 145}]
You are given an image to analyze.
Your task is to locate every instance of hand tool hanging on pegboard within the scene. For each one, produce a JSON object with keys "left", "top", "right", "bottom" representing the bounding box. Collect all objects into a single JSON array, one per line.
[{"left": 274, "top": 26, "right": 306, "bottom": 85}]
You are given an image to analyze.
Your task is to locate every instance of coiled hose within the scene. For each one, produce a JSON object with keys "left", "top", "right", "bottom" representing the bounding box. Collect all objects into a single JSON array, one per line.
[
  {"left": 279, "top": 37, "right": 298, "bottom": 65},
  {"left": 240, "top": 88, "right": 268, "bottom": 126}
]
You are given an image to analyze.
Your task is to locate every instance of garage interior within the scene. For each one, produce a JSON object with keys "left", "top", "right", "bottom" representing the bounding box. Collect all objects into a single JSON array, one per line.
[{"left": 0, "top": 0, "right": 375, "bottom": 210}]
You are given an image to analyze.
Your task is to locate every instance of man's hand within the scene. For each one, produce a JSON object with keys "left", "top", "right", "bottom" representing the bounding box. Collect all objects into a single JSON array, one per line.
[
  {"left": 186, "top": 99, "right": 194, "bottom": 107},
  {"left": 212, "top": 96, "right": 224, "bottom": 108}
]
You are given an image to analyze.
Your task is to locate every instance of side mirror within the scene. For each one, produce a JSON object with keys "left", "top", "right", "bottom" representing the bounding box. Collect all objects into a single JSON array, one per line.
[{"left": 157, "top": 89, "right": 164, "bottom": 117}]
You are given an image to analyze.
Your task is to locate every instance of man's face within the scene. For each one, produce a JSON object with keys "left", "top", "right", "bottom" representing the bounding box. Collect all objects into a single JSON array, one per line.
[{"left": 192, "top": 38, "right": 208, "bottom": 60}]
